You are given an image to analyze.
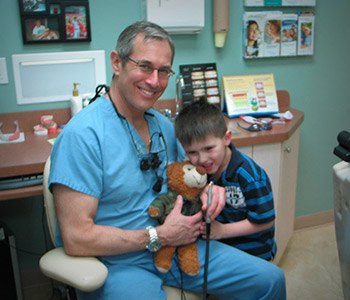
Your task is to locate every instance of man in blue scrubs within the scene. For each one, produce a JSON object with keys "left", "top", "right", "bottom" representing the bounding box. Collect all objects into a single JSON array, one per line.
[{"left": 49, "top": 21, "right": 286, "bottom": 299}]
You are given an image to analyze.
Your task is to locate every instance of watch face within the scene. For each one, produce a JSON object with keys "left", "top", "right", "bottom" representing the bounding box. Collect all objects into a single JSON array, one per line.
[{"left": 149, "top": 240, "right": 161, "bottom": 252}]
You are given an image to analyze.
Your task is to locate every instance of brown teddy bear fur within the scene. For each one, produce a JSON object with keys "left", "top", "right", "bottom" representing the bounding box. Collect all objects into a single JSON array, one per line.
[{"left": 148, "top": 161, "right": 207, "bottom": 276}]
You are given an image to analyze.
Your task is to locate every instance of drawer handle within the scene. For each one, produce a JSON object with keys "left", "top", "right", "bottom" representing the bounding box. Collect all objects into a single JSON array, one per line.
[{"left": 284, "top": 146, "right": 291, "bottom": 153}]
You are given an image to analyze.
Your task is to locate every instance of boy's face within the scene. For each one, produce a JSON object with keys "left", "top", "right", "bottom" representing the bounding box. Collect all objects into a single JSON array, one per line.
[{"left": 183, "top": 131, "right": 232, "bottom": 178}]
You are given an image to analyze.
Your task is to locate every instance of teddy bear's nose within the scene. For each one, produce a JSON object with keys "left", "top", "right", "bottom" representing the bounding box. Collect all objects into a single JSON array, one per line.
[{"left": 196, "top": 165, "right": 206, "bottom": 175}]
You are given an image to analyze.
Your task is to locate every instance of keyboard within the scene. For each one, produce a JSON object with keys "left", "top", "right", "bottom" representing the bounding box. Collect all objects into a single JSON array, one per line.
[{"left": 0, "top": 174, "right": 43, "bottom": 190}]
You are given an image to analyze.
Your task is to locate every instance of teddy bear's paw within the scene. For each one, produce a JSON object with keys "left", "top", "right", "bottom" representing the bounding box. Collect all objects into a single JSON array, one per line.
[
  {"left": 156, "top": 266, "right": 171, "bottom": 274},
  {"left": 154, "top": 246, "right": 176, "bottom": 274},
  {"left": 179, "top": 255, "right": 200, "bottom": 276},
  {"left": 148, "top": 206, "right": 160, "bottom": 218},
  {"left": 155, "top": 259, "right": 172, "bottom": 273},
  {"left": 180, "top": 265, "right": 200, "bottom": 276}
]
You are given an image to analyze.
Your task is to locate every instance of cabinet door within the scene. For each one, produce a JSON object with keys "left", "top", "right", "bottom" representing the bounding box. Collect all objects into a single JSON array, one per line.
[
  {"left": 251, "top": 129, "right": 300, "bottom": 264},
  {"left": 237, "top": 146, "right": 253, "bottom": 158},
  {"left": 252, "top": 143, "right": 282, "bottom": 208},
  {"left": 237, "top": 129, "right": 300, "bottom": 264},
  {"left": 274, "top": 128, "right": 300, "bottom": 264},
  {"left": 251, "top": 143, "right": 283, "bottom": 262}
]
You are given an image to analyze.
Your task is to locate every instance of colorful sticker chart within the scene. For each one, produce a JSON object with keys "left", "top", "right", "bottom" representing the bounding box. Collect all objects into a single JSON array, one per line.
[{"left": 222, "top": 73, "right": 279, "bottom": 118}]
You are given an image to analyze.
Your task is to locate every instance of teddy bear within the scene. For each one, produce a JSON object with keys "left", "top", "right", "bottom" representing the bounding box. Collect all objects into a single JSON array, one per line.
[{"left": 148, "top": 160, "right": 207, "bottom": 276}]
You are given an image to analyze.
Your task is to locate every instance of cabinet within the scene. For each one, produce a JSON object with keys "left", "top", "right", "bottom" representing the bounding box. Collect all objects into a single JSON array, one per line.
[
  {"left": 238, "top": 127, "right": 300, "bottom": 264},
  {"left": 141, "top": 0, "right": 204, "bottom": 34}
]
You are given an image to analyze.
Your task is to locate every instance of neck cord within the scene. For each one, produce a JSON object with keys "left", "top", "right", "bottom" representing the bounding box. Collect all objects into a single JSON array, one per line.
[
  {"left": 107, "top": 90, "right": 168, "bottom": 192},
  {"left": 106, "top": 90, "right": 167, "bottom": 155},
  {"left": 107, "top": 91, "right": 145, "bottom": 156}
]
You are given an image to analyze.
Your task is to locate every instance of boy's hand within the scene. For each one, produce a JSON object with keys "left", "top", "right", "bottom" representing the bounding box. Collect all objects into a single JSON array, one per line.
[
  {"left": 201, "top": 184, "right": 226, "bottom": 222},
  {"left": 200, "top": 220, "right": 223, "bottom": 239}
]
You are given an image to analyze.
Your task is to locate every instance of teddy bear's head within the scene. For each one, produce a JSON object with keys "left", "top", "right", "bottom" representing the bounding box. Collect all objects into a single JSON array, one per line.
[{"left": 166, "top": 161, "right": 207, "bottom": 200}]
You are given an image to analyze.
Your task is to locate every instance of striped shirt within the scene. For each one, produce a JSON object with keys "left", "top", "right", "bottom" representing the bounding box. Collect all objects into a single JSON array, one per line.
[{"left": 211, "top": 144, "right": 276, "bottom": 260}]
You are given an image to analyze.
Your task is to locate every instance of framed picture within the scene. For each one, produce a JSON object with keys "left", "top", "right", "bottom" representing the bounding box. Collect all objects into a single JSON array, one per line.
[
  {"left": 21, "top": 0, "right": 47, "bottom": 13},
  {"left": 49, "top": 4, "right": 61, "bottom": 14},
  {"left": 24, "top": 17, "right": 60, "bottom": 42},
  {"left": 19, "top": 0, "right": 91, "bottom": 44},
  {"left": 64, "top": 5, "right": 90, "bottom": 40}
]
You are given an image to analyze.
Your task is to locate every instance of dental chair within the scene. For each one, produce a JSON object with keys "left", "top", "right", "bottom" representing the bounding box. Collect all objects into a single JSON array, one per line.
[{"left": 39, "top": 157, "right": 201, "bottom": 300}]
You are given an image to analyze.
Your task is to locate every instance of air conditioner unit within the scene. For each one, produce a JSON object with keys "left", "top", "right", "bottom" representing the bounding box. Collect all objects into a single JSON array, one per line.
[{"left": 142, "top": 0, "right": 205, "bottom": 35}]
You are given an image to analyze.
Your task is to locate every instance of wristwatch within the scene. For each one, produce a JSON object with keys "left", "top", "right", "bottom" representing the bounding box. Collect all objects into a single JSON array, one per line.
[{"left": 146, "top": 226, "right": 161, "bottom": 252}]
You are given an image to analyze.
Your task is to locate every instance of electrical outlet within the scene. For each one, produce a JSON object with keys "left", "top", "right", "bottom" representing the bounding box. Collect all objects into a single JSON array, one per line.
[{"left": 0, "top": 57, "right": 9, "bottom": 84}]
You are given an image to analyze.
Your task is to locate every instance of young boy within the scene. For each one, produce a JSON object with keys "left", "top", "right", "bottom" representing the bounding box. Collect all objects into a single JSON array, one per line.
[{"left": 174, "top": 98, "right": 276, "bottom": 261}]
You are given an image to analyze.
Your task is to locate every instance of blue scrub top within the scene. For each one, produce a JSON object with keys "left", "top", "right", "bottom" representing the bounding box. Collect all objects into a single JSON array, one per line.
[{"left": 49, "top": 95, "right": 185, "bottom": 265}]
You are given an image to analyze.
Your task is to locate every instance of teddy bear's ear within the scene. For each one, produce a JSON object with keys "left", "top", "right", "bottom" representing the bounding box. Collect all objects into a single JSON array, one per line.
[
  {"left": 166, "top": 162, "right": 185, "bottom": 187},
  {"left": 166, "top": 162, "right": 175, "bottom": 174},
  {"left": 167, "top": 161, "right": 187, "bottom": 172}
]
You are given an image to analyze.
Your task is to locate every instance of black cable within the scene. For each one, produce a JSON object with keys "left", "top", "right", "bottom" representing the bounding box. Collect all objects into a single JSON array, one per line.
[
  {"left": 203, "top": 182, "right": 213, "bottom": 300},
  {"left": 203, "top": 224, "right": 211, "bottom": 300},
  {"left": 180, "top": 267, "right": 186, "bottom": 300},
  {"left": 1, "top": 239, "right": 44, "bottom": 256},
  {"left": 1, "top": 199, "right": 49, "bottom": 256},
  {"left": 89, "top": 84, "right": 110, "bottom": 104},
  {"left": 1, "top": 200, "right": 64, "bottom": 299}
]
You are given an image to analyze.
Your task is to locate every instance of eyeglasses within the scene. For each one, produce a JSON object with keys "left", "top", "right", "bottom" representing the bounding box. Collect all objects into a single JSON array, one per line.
[
  {"left": 127, "top": 56, "right": 175, "bottom": 79},
  {"left": 140, "top": 153, "right": 162, "bottom": 171},
  {"left": 138, "top": 132, "right": 167, "bottom": 193}
]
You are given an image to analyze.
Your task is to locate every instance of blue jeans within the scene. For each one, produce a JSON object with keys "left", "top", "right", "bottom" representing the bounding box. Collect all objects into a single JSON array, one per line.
[{"left": 78, "top": 240, "right": 286, "bottom": 300}]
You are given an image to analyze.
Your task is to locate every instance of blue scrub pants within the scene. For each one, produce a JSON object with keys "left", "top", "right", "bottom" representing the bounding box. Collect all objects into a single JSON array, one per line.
[{"left": 78, "top": 240, "right": 286, "bottom": 300}]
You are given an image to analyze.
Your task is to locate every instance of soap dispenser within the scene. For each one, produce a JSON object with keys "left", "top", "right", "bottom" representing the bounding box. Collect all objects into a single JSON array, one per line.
[{"left": 70, "top": 82, "right": 82, "bottom": 117}]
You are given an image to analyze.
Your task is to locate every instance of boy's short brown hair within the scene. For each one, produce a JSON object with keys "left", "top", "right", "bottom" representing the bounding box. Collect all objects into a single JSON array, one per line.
[{"left": 174, "top": 97, "right": 227, "bottom": 146}]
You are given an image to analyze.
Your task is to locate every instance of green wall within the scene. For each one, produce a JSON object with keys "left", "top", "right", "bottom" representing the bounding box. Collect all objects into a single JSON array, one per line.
[{"left": 1, "top": 0, "right": 349, "bottom": 221}]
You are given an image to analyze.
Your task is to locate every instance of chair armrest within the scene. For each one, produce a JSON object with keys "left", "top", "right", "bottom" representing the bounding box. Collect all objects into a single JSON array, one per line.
[
  {"left": 164, "top": 286, "right": 202, "bottom": 300},
  {"left": 39, "top": 247, "right": 108, "bottom": 292}
]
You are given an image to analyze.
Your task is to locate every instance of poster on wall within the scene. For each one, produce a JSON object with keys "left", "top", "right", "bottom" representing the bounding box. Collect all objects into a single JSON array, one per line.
[
  {"left": 222, "top": 73, "right": 279, "bottom": 118},
  {"left": 243, "top": 11, "right": 266, "bottom": 58},
  {"left": 281, "top": 13, "right": 298, "bottom": 56},
  {"left": 282, "top": 0, "right": 316, "bottom": 6},
  {"left": 243, "top": 11, "right": 315, "bottom": 58},
  {"left": 297, "top": 13, "right": 315, "bottom": 56},
  {"left": 263, "top": 11, "right": 282, "bottom": 57},
  {"left": 244, "top": 0, "right": 316, "bottom": 6},
  {"left": 243, "top": 11, "right": 282, "bottom": 59}
]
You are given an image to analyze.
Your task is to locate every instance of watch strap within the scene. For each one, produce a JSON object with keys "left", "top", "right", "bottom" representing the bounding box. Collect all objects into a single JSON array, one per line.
[{"left": 146, "top": 226, "right": 161, "bottom": 252}]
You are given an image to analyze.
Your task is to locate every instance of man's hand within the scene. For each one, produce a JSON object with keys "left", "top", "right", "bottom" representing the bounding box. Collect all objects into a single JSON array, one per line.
[{"left": 158, "top": 195, "right": 203, "bottom": 247}]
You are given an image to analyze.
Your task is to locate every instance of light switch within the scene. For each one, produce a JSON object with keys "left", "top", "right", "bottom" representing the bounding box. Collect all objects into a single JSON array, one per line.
[{"left": 0, "top": 57, "right": 9, "bottom": 84}]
